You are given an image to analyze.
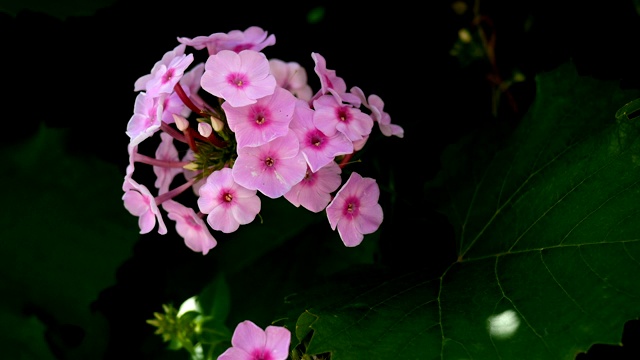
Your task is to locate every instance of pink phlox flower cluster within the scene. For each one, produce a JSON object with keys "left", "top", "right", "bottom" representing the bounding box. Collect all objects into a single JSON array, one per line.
[
  {"left": 123, "top": 25, "right": 402, "bottom": 255},
  {"left": 218, "top": 320, "right": 290, "bottom": 360}
]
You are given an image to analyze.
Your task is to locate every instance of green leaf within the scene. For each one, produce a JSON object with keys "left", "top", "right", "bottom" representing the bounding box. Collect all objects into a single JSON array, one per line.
[
  {"left": 197, "top": 272, "right": 231, "bottom": 324},
  {"left": 0, "top": 0, "right": 117, "bottom": 20},
  {"left": 282, "top": 61, "right": 640, "bottom": 359},
  {"left": 0, "top": 124, "right": 138, "bottom": 359},
  {"left": 0, "top": 305, "right": 57, "bottom": 360}
]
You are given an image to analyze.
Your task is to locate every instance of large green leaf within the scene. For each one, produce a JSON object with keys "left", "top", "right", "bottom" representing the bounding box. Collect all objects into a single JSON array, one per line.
[
  {"left": 0, "top": 124, "right": 138, "bottom": 359},
  {"left": 282, "top": 61, "right": 640, "bottom": 359}
]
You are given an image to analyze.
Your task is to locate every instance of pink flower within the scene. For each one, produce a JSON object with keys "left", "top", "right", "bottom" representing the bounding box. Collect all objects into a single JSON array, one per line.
[
  {"left": 134, "top": 44, "right": 186, "bottom": 92},
  {"left": 313, "top": 94, "right": 373, "bottom": 142},
  {"left": 289, "top": 99, "right": 353, "bottom": 172},
  {"left": 144, "top": 53, "right": 194, "bottom": 98},
  {"left": 162, "top": 200, "right": 216, "bottom": 255},
  {"left": 197, "top": 167, "right": 261, "bottom": 233},
  {"left": 284, "top": 162, "right": 342, "bottom": 213},
  {"left": 153, "top": 132, "right": 182, "bottom": 194},
  {"left": 351, "top": 86, "right": 404, "bottom": 138},
  {"left": 218, "top": 320, "right": 290, "bottom": 360},
  {"left": 232, "top": 131, "right": 307, "bottom": 199},
  {"left": 160, "top": 90, "right": 191, "bottom": 124},
  {"left": 178, "top": 26, "right": 275, "bottom": 55},
  {"left": 177, "top": 32, "right": 227, "bottom": 54},
  {"left": 216, "top": 26, "right": 276, "bottom": 53},
  {"left": 269, "top": 58, "right": 313, "bottom": 102},
  {"left": 122, "top": 178, "right": 167, "bottom": 235},
  {"left": 311, "top": 52, "right": 359, "bottom": 105},
  {"left": 200, "top": 49, "right": 276, "bottom": 108},
  {"left": 126, "top": 92, "right": 163, "bottom": 147},
  {"left": 325, "top": 172, "right": 383, "bottom": 247},
  {"left": 222, "top": 87, "right": 297, "bottom": 149},
  {"left": 124, "top": 143, "right": 138, "bottom": 190}
]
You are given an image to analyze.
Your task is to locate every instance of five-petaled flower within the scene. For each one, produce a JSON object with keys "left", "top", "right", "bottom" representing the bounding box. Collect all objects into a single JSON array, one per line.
[
  {"left": 218, "top": 320, "right": 291, "bottom": 360},
  {"left": 326, "top": 172, "right": 384, "bottom": 247}
]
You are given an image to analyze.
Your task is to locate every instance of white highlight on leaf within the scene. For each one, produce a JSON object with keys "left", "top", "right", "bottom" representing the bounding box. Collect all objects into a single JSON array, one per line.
[{"left": 487, "top": 309, "right": 520, "bottom": 339}]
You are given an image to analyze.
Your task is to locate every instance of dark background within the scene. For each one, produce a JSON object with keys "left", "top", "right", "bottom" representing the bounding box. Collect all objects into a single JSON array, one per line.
[{"left": 2, "top": 0, "right": 640, "bottom": 358}]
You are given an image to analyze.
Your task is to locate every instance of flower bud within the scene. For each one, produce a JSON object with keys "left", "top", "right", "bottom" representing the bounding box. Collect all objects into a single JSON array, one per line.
[
  {"left": 172, "top": 113, "right": 190, "bottom": 131},
  {"left": 198, "top": 122, "right": 213, "bottom": 137},
  {"left": 210, "top": 116, "right": 224, "bottom": 132}
]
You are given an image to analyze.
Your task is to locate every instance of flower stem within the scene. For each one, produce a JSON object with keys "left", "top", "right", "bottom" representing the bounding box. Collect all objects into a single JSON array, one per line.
[
  {"left": 133, "top": 152, "right": 191, "bottom": 168},
  {"left": 155, "top": 177, "right": 199, "bottom": 205}
]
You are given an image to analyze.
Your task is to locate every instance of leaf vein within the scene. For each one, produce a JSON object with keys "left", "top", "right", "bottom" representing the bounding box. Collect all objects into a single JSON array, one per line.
[{"left": 494, "top": 256, "right": 552, "bottom": 352}]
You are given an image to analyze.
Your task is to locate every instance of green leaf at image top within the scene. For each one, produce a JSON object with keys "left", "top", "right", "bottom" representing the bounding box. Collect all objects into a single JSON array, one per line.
[
  {"left": 288, "top": 61, "right": 640, "bottom": 360},
  {"left": 0, "top": 0, "right": 116, "bottom": 20}
]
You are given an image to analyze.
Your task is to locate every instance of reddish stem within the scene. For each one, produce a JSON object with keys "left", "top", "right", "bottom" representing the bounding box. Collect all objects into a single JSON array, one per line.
[
  {"left": 174, "top": 83, "right": 205, "bottom": 116},
  {"left": 338, "top": 153, "right": 353, "bottom": 168},
  {"left": 161, "top": 122, "right": 187, "bottom": 143}
]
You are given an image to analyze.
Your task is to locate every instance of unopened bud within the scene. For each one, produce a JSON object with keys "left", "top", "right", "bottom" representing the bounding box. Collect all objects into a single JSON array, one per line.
[
  {"left": 172, "top": 114, "right": 190, "bottom": 131},
  {"left": 198, "top": 122, "right": 213, "bottom": 137},
  {"left": 210, "top": 116, "right": 224, "bottom": 132},
  {"left": 183, "top": 162, "right": 200, "bottom": 171}
]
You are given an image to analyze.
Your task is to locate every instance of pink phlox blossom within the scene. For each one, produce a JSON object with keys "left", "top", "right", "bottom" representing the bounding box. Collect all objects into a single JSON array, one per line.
[
  {"left": 289, "top": 99, "right": 353, "bottom": 172},
  {"left": 353, "top": 135, "right": 369, "bottom": 151},
  {"left": 126, "top": 92, "right": 164, "bottom": 147},
  {"left": 201, "top": 49, "right": 276, "bottom": 108},
  {"left": 325, "top": 172, "right": 383, "bottom": 247},
  {"left": 312, "top": 94, "right": 374, "bottom": 142},
  {"left": 217, "top": 26, "right": 276, "bottom": 53},
  {"left": 177, "top": 32, "right": 227, "bottom": 54},
  {"left": 232, "top": 131, "right": 307, "bottom": 199},
  {"left": 144, "top": 53, "right": 194, "bottom": 98},
  {"left": 269, "top": 58, "right": 313, "bottom": 102},
  {"left": 310, "top": 52, "right": 360, "bottom": 105},
  {"left": 218, "top": 320, "right": 291, "bottom": 360},
  {"left": 197, "top": 167, "right": 261, "bottom": 233},
  {"left": 160, "top": 90, "right": 191, "bottom": 124},
  {"left": 284, "top": 161, "right": 342, "bottom": 213},
  {"left": 162, "top": 199, "right": 217, "bottom": 255},
  {"left": 124, "top": 143, "right": 138, "bottom": 190},
  {"left": 351, "top": 86, "right": 404, "bottom": 138},
  {"left": 222, "top": 87, "right": 297, "bottom": 149},
  {"left": 122, "top": 177, "right": 167, "bottom": 235},
  {"left": 134, "top": 44, "right": 186, "bottom": 92},
  {"left": 154, "top": 132, "right": 183, "bottom": 194}
]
